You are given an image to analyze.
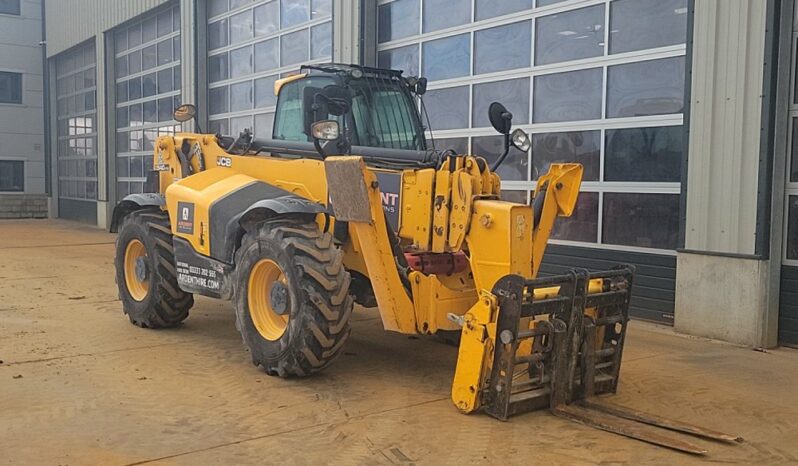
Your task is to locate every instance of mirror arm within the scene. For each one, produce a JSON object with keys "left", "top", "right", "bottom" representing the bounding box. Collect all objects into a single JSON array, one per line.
[{"left": 491, "top": 131, "right": 511, "bottom": 172}]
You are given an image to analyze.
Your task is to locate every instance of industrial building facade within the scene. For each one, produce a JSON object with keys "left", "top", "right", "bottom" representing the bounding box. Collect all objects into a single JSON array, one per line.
[{"left": 31, "top": 0, "right": 798, "bottom": 348}]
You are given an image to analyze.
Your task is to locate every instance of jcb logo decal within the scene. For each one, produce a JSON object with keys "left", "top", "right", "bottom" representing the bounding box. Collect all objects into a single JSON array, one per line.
[{"left": 217, "top": 156, "right": 233, "bottom": 168}]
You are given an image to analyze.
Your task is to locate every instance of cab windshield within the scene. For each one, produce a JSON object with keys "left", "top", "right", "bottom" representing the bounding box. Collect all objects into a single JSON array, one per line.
[{"left": 272, "top": 75, "right": 425, "bottom": 151}]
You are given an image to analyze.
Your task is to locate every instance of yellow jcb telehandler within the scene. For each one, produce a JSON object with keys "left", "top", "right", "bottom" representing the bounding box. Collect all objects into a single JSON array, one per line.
[{"left": 110, "top": 64, "right": 741, "bottom": 454}]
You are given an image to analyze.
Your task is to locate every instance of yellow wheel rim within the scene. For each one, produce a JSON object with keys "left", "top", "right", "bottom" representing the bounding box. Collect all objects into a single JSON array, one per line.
[
  {"left": 124, "top": 239, "right": 149, "bottom": 301},
  {"left": 248, "top": 259, "right": 290, "bottom": 341}
]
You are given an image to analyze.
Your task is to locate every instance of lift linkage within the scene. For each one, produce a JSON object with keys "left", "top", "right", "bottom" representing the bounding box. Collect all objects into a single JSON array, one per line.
[{"left": 482, "top": 266, "right": 743, "bottom": 455}]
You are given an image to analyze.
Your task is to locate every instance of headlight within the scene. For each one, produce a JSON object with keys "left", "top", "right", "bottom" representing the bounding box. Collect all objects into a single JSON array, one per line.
[
  {"left": 510, "top": 128, "right": 531, "bottom": 152},
  {"left": 311, "top": 120, "right": 340, "bottom": 141}
]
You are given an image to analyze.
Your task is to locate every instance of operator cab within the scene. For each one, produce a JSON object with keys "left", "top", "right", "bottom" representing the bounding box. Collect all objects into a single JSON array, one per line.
[{"left": 272, "top": 64, "right": 428, "bottom": 157}]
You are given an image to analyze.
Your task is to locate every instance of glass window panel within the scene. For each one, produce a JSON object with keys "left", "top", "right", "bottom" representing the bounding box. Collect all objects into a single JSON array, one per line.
[
  {"left": 141, "top": 45, "right": 157, "bottom": 71},
  {"left": 85, "top": 91, "right": 96, "bottom": 111},
  {"left": 142, "top": 73, "right": 157, "bottom": 98},
  {"left": 254, "top": 38, "right": 279, "bottom": 72},
  {"left": 115, "top": 28, "right": 128, "bottom": 53},
  {"left": 143, "top": 100, "right": 157, "bottom": 124},
  {"left": 255, "top": 75, "right": 278, "bottom": 108},
  {"left": 129, "top": 103, "right": 143, "bottom": 126},
  {"left": 254, "top": 2, "right": 279, "bottom": 36},
  {"left": 423, "top": 0, "right": 470, "bottom": 33},
  {"left": 230, "top": 46, "right": 254, "bottom": 78},
  {"left": 230, "top": 10, "right": 254, "bottom": 45},
  {"left": 424, "top": 86, "right": 469, "bottom": 131},
  {"left": 128, "top": 50, "right": 142, "bottom": 74},
  {"left": 143, "top": 129, "right": 158, "bottom": 151},
  {"left": 157, "top": 68, "right": 174, "bottom": 93},
  {"left": 531, "top": 131, "right": 600, "bottom": 181},
  {"left": 116, "top": 106, "right": 129, "bottom": 128},
  {"left": 500, "top": 190, "right": 528, "bottom": 204},
  {"left": 605, "top": 126, "right": 682, "bottom": 182},
  {"left": 255, "top": 112, "right": 275, "bottom": 138},
  {"left": 230, "top": 80, "right": 253, "bottom": 112},
  {"left": 209, "top": 53, "right": 229, "bottom": 83},
  {"left": 472, "top": 78, "right": 530, "bottom": 128},
  {"left": 422, "top": 33, "right": 470, "bottom": 81},
  {"left": 209, "top": 0, "right": 229, "bottom": 17},
  {"left": 128, "top": 77, "right": 142, "bottom": 100},
  {"left": 157, "top": 10, "right": 172, "bottom": 37},
  {"left": 535, "top": 5, "right": 604, "bottom": 66},
  {"left": 377, "top": 44, "right": 419, "bottom": 77},
  {"left": 610, "top": 0, "right": 688, "bottom": 54},
  {"left": 173, "top": 65, "right": 181, "bottom": 91},
  {"left": 429, "top": 137, "right": 468, "bottom": 155},
  {"left": 788, "top": 196, "right": 798, "bottom": 260},
  {"left": 607, "top": 56, "right": 685, "bottom": 118},
  {"left": 128, "top": 24, "right": 142, "bottom": 48},
  {"left": 603, "top": 193, "right": 680, "bottom": 249},
  {"left": 378, "top": 0, "right": 419, "bottom": 43},
  {"left": 791, "top": 118, "right": 798, "bottom": 182},
  {"left": 280, "top": 29, "right": 309, "bottom": 66},
  {"left": 173, "top": 7, "right": 181, "bottom": 30},
  {"left": 475, "top": 0, "right": 532, "bottom": 21},
  {"left": 474, "top": 21, "right": 532, "bottom": 75},
  {"left": 130, "top": 129, "right": 144, "bottom": 151},
  {"left": 312, "top": 0, "right": 331, "bottom": 18},
  {"left": 143, "top": 16, "right": 157, "bottom": 43},
  {"left": 157, "top": 39, "right": 173, "bottom": 65},
  {"left": 551, "top": 191, "right": 598, "bottom": 242},
  {"left": 281, "top": 0, "right": 310, "bottom": 28},
  {"left": 84, "top": 68, "right": 95, "bottom": 88},
  {"left": 209, "top": 118, "right": 229, "bottom": 135},
  {"left": 210, "top": 86, "right": 229, "bottom": 114},
  {"left": 173, "top": 37, "right": 181, "bottom": 63},
  {"left": 116, "top": 81, "right": 129, "bottom": 103},
  {"left": 231, "top": 0, "right": 251, "bottom": 9},
  {"left": 158, "top": 97, "right": 173, "bottom": 122},
  {"left": 311, "top": 22, "right": 332, "bottom": 59},
  {"left": 208, "top": 19, "right": 229, "bottom": 50},
  {"left": 231, "top": 115, "right": 253, "bottom": 134},
  {"left": 116, "top": 55, "right": 128, "bottom": 78},
  {"left": 130, "top": 156, "right": 144, "bottom": 177},
  {"left": 472, "top": 135, "right": 528, "bottom": 181},
  {"left": 533, "top": 68, "right": 602, "bottom": 123}
]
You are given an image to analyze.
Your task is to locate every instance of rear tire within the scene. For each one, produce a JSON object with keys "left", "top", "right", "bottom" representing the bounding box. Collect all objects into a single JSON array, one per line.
[
  {"left": 114, "top": 210, "right": 193, "bottom": 328},
  {"left": 233, "top": 218, "right": 353, "bottom": 377}
]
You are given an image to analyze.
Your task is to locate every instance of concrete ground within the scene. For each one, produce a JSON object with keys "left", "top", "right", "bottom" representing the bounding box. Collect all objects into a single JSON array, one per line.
[{"left": 1, "top": 219, "right": 797, "bottom": 466}]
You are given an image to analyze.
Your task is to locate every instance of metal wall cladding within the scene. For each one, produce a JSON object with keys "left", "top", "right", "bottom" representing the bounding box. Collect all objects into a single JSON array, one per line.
[
  {"left": 685, "top": 0, "right": 768, "bottom": 255},
  {"left": 45, "top": 0, "right": 169, "bottom": 57}
]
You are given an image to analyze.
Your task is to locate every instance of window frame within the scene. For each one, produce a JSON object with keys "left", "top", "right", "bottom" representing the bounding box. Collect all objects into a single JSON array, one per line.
[
  {"left": 0, "top": 70, "right": 23, "bottom": 105},
  {"left": 0, "top": 159, "right": 24, "bottom": 192},
  {"left": 377, "top": 0, "right": 686, "bottom": 255},
  {"left": 0, "top": 0, "right": 20, "bottom": 16},
  {"left": 784, "top": 27, "right": 798, "bottom": 265},
  {"left": 206, "top": 0, "right": 334, "bottom": 140}
]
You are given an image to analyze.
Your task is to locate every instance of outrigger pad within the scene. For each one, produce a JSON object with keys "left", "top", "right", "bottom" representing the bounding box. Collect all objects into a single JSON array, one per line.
[{"left": 482, "top": 266, "right": 635, "bottom": 421}]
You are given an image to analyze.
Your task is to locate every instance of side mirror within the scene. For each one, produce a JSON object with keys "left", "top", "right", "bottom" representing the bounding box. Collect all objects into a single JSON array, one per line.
[
  {"left": 174, "top": 104, "right": 197, "bottom": 122},
  {"left": 407, "top": 76, "right": 428, "bottom": 95},
  {"left": 488, "top": 102, "right": 513, "bottom": 135}
]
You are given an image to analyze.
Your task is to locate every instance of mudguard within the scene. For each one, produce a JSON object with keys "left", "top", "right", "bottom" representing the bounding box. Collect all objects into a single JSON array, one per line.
[
  {"left": 109, "top": 193, "right": 166, "bottom": 233},
  {"left": 208, "top": 182, "right": 327, "bottom": 264}
]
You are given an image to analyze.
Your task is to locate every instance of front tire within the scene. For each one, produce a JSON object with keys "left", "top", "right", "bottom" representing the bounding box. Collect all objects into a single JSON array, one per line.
[
  {"left": 114, "top": 210, "right": 193, "bottom": 328},
  {"left": 233, "top": 219, "right": 353, "bottom": 377}
]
